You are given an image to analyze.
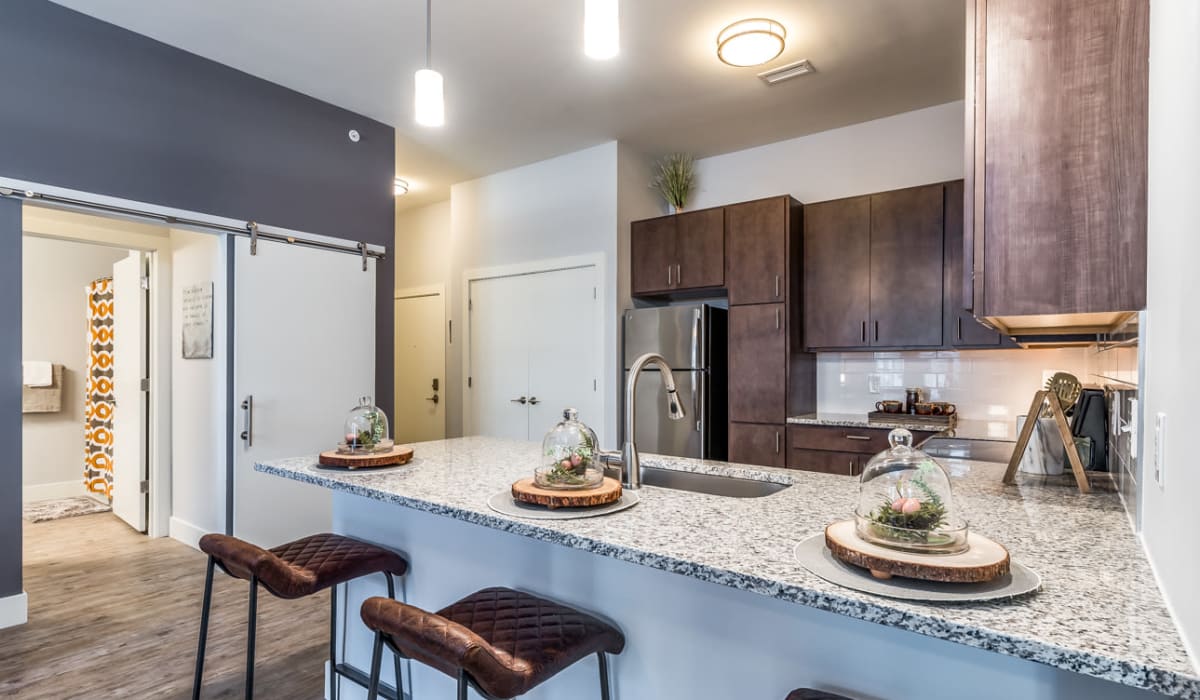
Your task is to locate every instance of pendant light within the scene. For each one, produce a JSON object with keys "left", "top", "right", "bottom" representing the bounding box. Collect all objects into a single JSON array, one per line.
[
  {"left": 415, "top": 0, "right": 445, "bottom": 127},
  {"left": 584, "top": 0, "right": 619, "bottom": 60}
]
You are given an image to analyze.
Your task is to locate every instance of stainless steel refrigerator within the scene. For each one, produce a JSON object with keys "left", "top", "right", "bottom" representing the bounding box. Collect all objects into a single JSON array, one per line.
[{"left": 622, "top": 305, "right": 727, "bottom": 460}]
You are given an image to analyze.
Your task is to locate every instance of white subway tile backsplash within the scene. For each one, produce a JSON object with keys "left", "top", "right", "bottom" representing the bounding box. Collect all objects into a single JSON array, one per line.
[{"left": 816, "top": 348, "right": 1093, "bottom": 423}]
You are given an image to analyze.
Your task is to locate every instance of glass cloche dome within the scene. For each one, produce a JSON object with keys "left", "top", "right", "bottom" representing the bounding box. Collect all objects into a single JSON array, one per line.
[
  {"left": 854, "top": 429, "right": 968, "bottom": 554},
  {"left": 339, "top": 396, "right": 392, "bottom": 454},
  {"left": 535, "top": 408, "right": 604, "bottom": 490}
]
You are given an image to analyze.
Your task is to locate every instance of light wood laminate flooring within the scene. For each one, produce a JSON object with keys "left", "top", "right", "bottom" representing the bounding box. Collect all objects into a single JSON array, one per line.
[{"left": 0, "top": 513, "right": 327, "bottom": 698}]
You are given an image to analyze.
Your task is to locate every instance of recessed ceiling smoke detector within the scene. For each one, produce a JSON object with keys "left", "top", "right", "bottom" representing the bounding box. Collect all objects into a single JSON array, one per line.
[{"left": 757, "top": 59, "right": 815, "bottom": 85}]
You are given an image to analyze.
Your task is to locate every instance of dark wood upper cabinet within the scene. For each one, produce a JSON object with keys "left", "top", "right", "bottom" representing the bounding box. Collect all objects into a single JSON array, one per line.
[
  {"left": 676, "top": 209, "right": 725, "bottom": 289},
  {"left": 804, "top": 197, "right": 870, "bottom": 349},
  {"left": 630, "top": 216, "right": 676, "bottom": 296},
  {"left": 630, "top": 209, "right": 723, "bottom": 296},
  {"left": 965, "top": 0, "right": 1148, "bottom": 329},
  {"left": 943, "top": 180, "right": 1010, "bottom": 347},
  {"left": 726, "top": 197, "right": 789, "bottom": 306},
  {"left": 869, "top": 186, "right": 944, "bottom": 348},
  {"left": 728, "top": 303, "right": 787, "bottom": 424}
]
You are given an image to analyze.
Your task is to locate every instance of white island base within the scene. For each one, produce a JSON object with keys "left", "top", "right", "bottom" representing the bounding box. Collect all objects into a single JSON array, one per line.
[{"left": 328, "top": 493, "right": 1159, "bottom": 700}]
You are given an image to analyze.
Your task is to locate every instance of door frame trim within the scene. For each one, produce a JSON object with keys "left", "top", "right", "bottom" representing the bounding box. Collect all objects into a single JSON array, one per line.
[{"left": 460, "top": 253, "right": 608, "bottom": 440}]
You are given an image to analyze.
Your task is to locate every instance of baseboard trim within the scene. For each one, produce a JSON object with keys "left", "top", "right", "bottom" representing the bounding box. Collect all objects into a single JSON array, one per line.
[
  {"left": 169, "top": 516, "right": 208, "bottom": 551},
  {"left": 23, "top": 480, "right": 86, "bottom": 503},
  {"left": 0, "top": 592, "right": 28, "bottom": 629}
]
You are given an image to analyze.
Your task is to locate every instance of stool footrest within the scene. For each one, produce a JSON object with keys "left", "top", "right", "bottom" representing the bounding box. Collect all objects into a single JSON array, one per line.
[{"left": 335, "top": 662, "right": 404, "bottom": 700}]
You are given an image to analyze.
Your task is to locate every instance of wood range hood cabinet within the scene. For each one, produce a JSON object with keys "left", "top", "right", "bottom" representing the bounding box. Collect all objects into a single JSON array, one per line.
[{"left": 964, "top": 0, "right": 1149, "bottom": 338}]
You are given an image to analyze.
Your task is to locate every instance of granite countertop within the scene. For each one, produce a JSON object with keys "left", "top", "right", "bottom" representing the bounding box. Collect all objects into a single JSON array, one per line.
[
  {"left": 257, "top": 437, "right": 1197, "bottom": 698},
  {"left": 788, "top": 412, "right": 1019, "bottom": 442}
]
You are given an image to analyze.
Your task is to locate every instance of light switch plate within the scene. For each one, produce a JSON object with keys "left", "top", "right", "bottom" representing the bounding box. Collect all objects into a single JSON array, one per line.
[{"left": 1154, "top": 411, "right": 1166, "bottom": 487}]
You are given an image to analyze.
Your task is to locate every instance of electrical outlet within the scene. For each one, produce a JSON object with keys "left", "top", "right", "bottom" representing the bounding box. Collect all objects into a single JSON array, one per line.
[
  {"left": 1154, "top": 412, "right": 1166, "bottom": 487},
  {"left": 867, "top": 374, "right": 881, "bottom": 394}
]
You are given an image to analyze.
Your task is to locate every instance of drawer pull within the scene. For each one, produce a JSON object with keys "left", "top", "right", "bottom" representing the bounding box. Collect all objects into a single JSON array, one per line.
[{"left": 844, "top": 435, "right": 871, "bottom": 441}]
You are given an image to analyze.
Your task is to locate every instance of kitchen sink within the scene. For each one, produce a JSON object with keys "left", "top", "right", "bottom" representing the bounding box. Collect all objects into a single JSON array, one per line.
[{"left": 639, "top": 466, "right": 790, "bottom": 498}]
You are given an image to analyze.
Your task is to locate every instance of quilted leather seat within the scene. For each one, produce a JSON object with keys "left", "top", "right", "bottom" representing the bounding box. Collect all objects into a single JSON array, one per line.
[
  {"left": 361, "top": 586, "right": 625, "bottom": 699},
  {"left": 199, "top": 532, "right": 409, "bottom": 599},
  {"left": 786, "top": 689, "right": 854, "bottom": 700}
]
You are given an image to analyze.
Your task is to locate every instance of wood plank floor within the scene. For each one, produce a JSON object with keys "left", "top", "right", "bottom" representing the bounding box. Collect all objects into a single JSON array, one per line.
[{"left": 0, "top": 513, "right": 328, "bottom": 699}]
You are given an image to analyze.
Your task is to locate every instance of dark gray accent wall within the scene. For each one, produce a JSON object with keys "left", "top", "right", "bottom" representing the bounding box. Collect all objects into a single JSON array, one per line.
[
  {"left": 0, "top": 2, "right": 395, "bottom": 598},
  {"left": 0, "top": 199, "right": 22, "bottom": 598}
]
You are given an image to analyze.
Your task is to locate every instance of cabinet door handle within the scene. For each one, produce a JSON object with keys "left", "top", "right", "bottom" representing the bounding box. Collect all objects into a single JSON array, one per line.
[
  {"left": 957, "top": 317, "right": 963, "bottom": 342},
  {"left": 667, "top": 266, "right": 672, "bottom": 287},
  {"left": 240, "top": 395, "right": 254, "bottom": 447},
  {"left": 845, "top": 435, "right": 871, "bottom": 441},
  {"left": 774, "top": 275, "right": 781, "bottom": 298},
  {"left": 775, "top": 431, "right": 781, "bottom": 454},
  {"left": 775, "top": 307, "right": 781, "bottom": 330},
  {"left": 861, "top": 321, "right": 867, "bottom": 343},
  {"left": 874, "top": 320, "right": 880, "bottom": 342},
  {"left": 676, "top": 264, "right": 681, "bottom": 286}
]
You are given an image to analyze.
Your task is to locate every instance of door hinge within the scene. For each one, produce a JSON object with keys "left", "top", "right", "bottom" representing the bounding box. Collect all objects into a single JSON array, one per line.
[
  {"left": 468, "top": 376, "right": 473, "bottom": 388},
  {"left": 140, "top": 276, "right": 150, "bottom": 290},
  {"left": 139, "top": 480, "right": 149, "bottom": 494},
  {"left": 139, "top": 377, "right": 150, "bottom": 392},
  {"left": 593, "top": 286, "right": 597, "bottom": 299},
  {"left": 593, "top": 379, "right": 597, "bottom": 391},
  {"left": 469, "top": 298, "right": 473, "bottom": 311}
]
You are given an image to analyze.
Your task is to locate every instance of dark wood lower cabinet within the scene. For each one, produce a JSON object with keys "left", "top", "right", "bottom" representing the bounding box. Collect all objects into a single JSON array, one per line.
[
  {"left": 787, "top": 448, "right": 862, "bottom": 476},
  {"left": 728, "top": 422, "right": 785, "bottom": 468}
]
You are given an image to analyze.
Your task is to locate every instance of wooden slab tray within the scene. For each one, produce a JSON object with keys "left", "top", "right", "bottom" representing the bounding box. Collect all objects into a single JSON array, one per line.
[
  {"left": 511, "top": 477, "right": 622, "bottom": 510},
  {"left": 824, "top": 519, "right": 1009, "bottom": 583},
  {"left": 867, "top": 411, "right": 958, "bottom": 428},
  {"left": 318, "top": 445, "right": 414, "bottom": 469}
]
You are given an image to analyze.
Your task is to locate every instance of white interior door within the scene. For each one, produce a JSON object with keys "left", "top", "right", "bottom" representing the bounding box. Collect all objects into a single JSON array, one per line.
[
  {"left": 393, "top": 290, "right": 445, "bottom": 443},
  {"left": 467, "top": 265, "right": 601, "bottom": 441},
  {"left": 111, "top": 251, "right": 148, "bottom": 531},
  {"left": 234, "top": 237, "right": 375, "bottom": 547}
]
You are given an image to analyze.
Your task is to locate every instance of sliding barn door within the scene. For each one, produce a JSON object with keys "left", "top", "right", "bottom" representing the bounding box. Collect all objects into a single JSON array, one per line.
[{"left": 233, "top": 238, "right": 375, "bottom": 547}]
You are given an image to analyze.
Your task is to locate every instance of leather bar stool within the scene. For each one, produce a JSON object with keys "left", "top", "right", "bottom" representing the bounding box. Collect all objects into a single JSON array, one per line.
[
  {"left": 786, "top": 689, "right": 854, "bottom": 700},
  {"left": 193, "top": 532, "right": 409, "bottom": 700},
  {"left": 360, "top": 587, "right": 625, "bottom": 699}
]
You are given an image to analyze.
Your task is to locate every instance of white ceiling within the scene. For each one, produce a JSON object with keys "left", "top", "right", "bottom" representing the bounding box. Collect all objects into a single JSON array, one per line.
[{"left": 52, "top": 0, "right": 964, "bottom": 210}]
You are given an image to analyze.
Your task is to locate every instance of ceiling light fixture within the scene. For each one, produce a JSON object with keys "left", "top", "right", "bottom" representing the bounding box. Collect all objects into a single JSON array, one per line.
[
  {"left": 584, "top": 0, "right": 619, "bottom": 60},
  {"left": 415, "top": 0, "right": 445, "bottom": 127},
  {"left": 394, "top": 177, "right": 409, "bottom": 196},
  {"left": 716, "top": 18, "right": 786, "bottom": 67}
]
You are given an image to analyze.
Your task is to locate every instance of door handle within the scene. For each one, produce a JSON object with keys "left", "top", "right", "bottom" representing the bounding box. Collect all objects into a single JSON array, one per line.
[
  {"left": 667, "top": 266, "right": 672, "bottom": 287},
  {"left": 775, "top": 431, "right": 781, "bottom": 454},
  {"left": 425, "top": 394, "right": 439, "bottom": 405},
  {"left": 510, "top": 396, "right": 528, "bottom": 404},
  {"left": 676, "top": 264, "right": 681, "bottom": 286},
  {"left": 775, "top": 307, "right": 781, "bottom": 330},
  {"left": 528, "top": 396, "right": 540, "bottom": 405},
  {"left": 845, "top": 435, "right": 871, "bottom": 441},
  {"left": 874, "top": 320, "right": 880, "bottom": 343},
  {"left": 957, "top": 317, "right": 963, "bottom": 342},
  {"left": 861, "top": 321, "right": 867, "bottom": 343},
  {"left": 774, "top": 275, "right": 781, "bottom": 298},
  {"left": 240, "top": 395, "right": 253, "bottom": 447}
]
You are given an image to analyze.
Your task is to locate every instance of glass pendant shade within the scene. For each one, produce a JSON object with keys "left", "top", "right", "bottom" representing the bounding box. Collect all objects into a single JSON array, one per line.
[
  {"left": 584, "top": 0, "right": 620, "bottom": 59},
  {"left": 414, "top": 68, "right": 444, "bottom": 127}
]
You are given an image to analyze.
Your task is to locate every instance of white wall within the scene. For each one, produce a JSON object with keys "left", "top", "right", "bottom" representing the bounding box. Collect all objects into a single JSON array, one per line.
[
  {"left": 1140, "top": 0, "right": 1200, "bottom": 662},
  {"left": 21, "top": 236, "right": 129, "bottom": 500},
  {"left": 447, "top": 142, "right": 622, "bottom": 445},
  {"left": 394, "top": 199, "right": 450, "bottom": 289},
  {"left": 816, "top": 349, "right": 1091, "bottom": 425},
  {"left": 690, "top": 101, "right": 965, "bottom": 208},
  {"left": 168, "top": 229, "right": 227, "bottom": 547}
]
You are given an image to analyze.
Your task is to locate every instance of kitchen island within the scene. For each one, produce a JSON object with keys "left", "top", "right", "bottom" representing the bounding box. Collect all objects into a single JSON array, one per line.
[{"left": 258, "top": 437, "right": 1197, "bottom": 699}]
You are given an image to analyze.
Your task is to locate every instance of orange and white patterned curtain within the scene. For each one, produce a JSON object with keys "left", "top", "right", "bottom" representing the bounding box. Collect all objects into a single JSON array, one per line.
[{"left": 84, "top": 277, "right": 115, "bottom": 500}]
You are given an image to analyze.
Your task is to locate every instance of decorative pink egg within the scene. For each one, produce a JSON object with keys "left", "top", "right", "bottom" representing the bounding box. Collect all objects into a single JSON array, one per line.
[
  {"left": 560, "top": 459, "right": 572, "bottom": 469},
  {"left": 900, "top": 498, "right": 922, "bottom": 514},
  {"left": 570, "top": 454, "right": 583, "bottom": 466},
  {"left": 891, "top": 498, "right": 907, "bottom": 511},
  {"left": 345, "top": 433, "right": 357, "bottom": 443}
]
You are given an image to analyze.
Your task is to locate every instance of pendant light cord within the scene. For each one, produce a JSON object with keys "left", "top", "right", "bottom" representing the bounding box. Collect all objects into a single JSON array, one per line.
[{"left": 425, "top": 0, "right": 432, "bottom": 68}]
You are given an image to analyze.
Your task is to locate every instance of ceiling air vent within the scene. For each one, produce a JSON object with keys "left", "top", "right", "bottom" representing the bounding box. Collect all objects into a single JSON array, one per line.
[{"left": 757, "top": 59, "right": 815, "bottom": 85}]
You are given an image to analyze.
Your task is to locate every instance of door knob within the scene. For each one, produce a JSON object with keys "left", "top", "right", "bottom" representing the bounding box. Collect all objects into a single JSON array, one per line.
[
  {"left": 510, "top": 396, "right": 528, "bottom": 404},
  {"left": 425, "top": 394, "right": 439, "bottom": 405},
  {"left": 528, "top": 396, "right": 540, "bottom": 405}
]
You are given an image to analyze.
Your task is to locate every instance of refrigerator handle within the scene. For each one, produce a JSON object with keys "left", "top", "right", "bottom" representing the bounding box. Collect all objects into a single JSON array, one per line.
[{"left": 692, "top": 308, "right": 702, "bottom": 370}]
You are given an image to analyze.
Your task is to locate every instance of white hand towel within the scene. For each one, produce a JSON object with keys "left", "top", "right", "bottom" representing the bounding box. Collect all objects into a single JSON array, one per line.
[{"left": 23, "top": 361, "right": 53, "bottom": 387}]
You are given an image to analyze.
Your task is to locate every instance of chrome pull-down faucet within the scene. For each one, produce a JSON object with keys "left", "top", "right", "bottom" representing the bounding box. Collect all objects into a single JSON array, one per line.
[{"left": 600, "top": 352, "right": 686, "bottom": 489}]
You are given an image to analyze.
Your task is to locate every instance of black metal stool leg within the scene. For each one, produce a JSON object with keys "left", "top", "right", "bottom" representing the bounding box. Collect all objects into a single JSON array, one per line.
[
  {"left": 192, "top": 556, "right": 216, "bottom": 700},
  {"left": 457, "top": 670, "right": 469, "bottom": 700},
  {"left": 329, "top": 583, "right": 339, "bottom": 700},
  {"left": 598, "top": 652, "right": 612, "bottom": 700},
  {"left": 367, "top": 630, "right": 384, "bottom": 700},
  {"left": 385, "top": 573, "right": 404, "bottom": 698},
  {"left": 245, "top": 576, "right": 258, "bottom": 700}
]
